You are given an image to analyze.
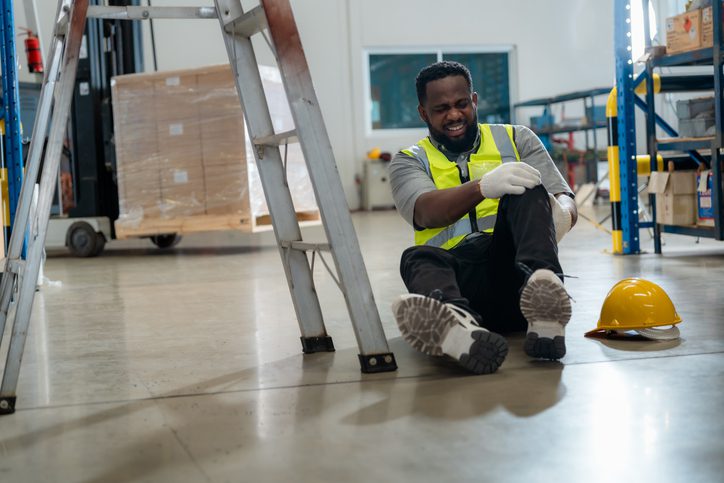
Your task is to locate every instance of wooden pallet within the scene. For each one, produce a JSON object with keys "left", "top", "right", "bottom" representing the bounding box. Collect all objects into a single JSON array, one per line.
[{"left": 114, "top": 210, "right": 320, "bottom": 239}]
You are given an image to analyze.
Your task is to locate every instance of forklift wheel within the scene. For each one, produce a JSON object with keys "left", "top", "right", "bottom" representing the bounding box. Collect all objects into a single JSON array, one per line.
[
  {"left": 150, "top": 234, "right": 181, "bottom": 249},
  {"left": 92, "top": 232, "right": 106, "bottom": 256},
  {"left": 67, "top": 222, "right": 102, "bottom": 257}
]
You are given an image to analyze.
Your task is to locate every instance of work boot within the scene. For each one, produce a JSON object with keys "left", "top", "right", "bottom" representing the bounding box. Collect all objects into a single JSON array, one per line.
[
  {"left": 391, "top": 294, "right": 508, "bottom": 375},
  {"left": 519, "top": 269, "right": 572, "bottom": 360}
]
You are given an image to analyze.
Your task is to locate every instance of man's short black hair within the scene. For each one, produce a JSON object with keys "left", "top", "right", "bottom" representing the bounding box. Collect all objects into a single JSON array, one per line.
[{"left": 415, "top": 61, "right": 473, "bottom": 104}]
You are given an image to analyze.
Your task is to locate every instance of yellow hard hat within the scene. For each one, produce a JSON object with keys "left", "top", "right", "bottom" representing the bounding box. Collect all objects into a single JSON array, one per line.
[
  {"left": 367, "top": 147, "right": 382, "bottom": 159},
  {"left": 585, "top": 278, "right": 682, "bottom": 340}
]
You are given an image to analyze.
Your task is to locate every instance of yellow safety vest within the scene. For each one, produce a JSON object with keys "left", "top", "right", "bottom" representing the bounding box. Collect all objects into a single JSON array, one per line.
[{"left": 401, "top": 123, "right": 520, "bottom": 250}]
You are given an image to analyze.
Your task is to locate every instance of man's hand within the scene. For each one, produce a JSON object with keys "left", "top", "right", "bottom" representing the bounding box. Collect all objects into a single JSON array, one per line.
[
  {"left": 549, "top": 193, "right": 575, "bottom": 243},
  {"left": 478, "top": 162, "right": 541, "bottom": 199}
]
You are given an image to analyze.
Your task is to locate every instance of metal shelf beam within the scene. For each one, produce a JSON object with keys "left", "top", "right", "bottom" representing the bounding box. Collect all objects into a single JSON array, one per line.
[
  {"left": 531, "top": 122, "right": 607, "bottom": 136},
  {"left": 661, "top": 225, "right": 716, "bottom": 238},
  {"left": 513, "top": 87, "right": 611, "bottom": 108},
  {"left": 657, "top": 137, "right": 713, "bottom": 151},
  {"left": 651, "top": 47, "right": 719, "bottom": 67}
]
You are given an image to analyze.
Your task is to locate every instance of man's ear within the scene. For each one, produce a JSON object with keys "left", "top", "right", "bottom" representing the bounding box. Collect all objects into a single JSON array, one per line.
[
  {"left": 418, "top": 104, "right": 428, "bottom": 123},
  {"left": 472, "top": 92, "right": 478, "bottom": 109}
]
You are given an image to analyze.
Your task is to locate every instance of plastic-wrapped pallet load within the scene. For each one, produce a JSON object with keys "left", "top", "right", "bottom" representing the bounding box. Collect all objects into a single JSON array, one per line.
[
  {"left": 246, "top": 66, "right": 318, "bottom": 221},
  {"left": 111, "top": 64, "right": 320, "bottom": 239}
]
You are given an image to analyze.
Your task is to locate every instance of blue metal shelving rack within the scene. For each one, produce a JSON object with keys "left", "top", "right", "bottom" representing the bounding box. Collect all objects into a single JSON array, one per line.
[
  {"left": 514, "top": 87, "right": 611, "bottom": 185},
  {"left": 0, "top": 0, "right": 24, "bottom": 243},
  {"left": 642, "top": 0, "right": 724, "bottom": 249},
  {"left": 615, "top": 0, "right": 724, "bottom": 253}
]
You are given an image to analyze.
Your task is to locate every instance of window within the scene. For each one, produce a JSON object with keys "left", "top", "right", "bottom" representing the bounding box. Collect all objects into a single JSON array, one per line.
[{"left": 367, "top": 49, "right": 514, "bottom": 130}]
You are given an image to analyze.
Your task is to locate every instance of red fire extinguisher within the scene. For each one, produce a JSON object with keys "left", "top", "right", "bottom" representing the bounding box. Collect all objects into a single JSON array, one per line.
[{"left": 20, "top": 28, "right": 43, "bottom": 74}]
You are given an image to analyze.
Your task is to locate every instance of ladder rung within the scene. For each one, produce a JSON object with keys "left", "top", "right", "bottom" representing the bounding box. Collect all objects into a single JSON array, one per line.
[
  {"left": 224, "top": 5, "right": 267, "bottom": 38},
  {"left": 280, "top": 241, "right": 331, "bottom": 252},
  {"left": 253, "top": 130, "right": 298, "bottom": 147},
  {"left": 87, "top": 6, "right": 217, "bottom": 20}
]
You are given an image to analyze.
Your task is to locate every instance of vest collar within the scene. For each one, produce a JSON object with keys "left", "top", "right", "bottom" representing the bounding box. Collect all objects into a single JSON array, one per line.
[{"left": 428, "top": 124, "right": 482, "bottom": 161}]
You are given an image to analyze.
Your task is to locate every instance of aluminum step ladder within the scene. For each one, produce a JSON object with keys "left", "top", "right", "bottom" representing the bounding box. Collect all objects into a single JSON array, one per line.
[{"left": 0, "top": 0, "right": 396, "bottom": 415}]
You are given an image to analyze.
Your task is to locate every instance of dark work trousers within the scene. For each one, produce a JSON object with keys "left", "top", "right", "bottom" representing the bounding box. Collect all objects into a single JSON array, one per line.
[{"left": 400, "top": 185, "right": 563, "bottom": 334}]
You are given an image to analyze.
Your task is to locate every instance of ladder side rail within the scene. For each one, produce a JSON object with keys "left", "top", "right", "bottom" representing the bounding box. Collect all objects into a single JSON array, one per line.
[
  {"left": 214, "top": 0, "right": 330, "bottom": 343},
  {"left": 260, "top": 0, "right": 391, "bottom": 356},
  {"left": 0, "top": 0, "right": 89, "bottom": 413},
  {"left": 0, "top": 1, "right": 68, "bottom": 343}
]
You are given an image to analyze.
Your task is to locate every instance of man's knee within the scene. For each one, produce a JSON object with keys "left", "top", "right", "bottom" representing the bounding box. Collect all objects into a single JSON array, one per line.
[
  {"left": 501, "top": 184, "right": 549, "bottom": 209},
  {"left": 401, "top": 245, "right": 446, "bottom": 265},
  {"left": 400, "top": 245, "right": 450, "bottom": 275}
]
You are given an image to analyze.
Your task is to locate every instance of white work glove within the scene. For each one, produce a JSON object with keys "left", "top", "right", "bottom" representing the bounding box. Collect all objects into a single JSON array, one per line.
[
  {"left": 478, "top": 162, "right": 541, "bottom": 199},
  {"left": 549, "top": 193, "right": 573, "bottom": 243}
]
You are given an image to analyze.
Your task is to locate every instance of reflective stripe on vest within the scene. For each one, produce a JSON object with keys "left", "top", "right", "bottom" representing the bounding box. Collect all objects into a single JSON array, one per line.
[{"left": 408, "top": 124, "right": 520, "bottom": 249}]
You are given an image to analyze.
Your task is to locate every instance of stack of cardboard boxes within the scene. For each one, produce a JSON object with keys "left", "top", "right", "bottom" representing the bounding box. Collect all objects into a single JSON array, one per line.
[
  {"left": 196, "top": 68, "right": 249, "bottom": 217},
  {"left": 113, "top": 74, "right": 162, "bottom": 222},
  {"left": 154, "top": 72, "right": 206, "bottom": 218},
  {"left": 649, "top": 169, "right": 720, "bottom": 226},
  {"left": 666, "top": 3, "right": 720, "bottom": 54},
  {"left": 112, "top": 65, "right": 316, "bottom": 237}
]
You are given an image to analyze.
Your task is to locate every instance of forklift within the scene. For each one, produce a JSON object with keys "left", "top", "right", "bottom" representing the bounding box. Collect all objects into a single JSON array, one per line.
[{"left": 42, "top": 0, "right": 178, "bottom": 256}]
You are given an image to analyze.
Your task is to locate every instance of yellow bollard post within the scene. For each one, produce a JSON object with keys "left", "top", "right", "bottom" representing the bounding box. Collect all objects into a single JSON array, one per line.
[{"left": 606, "top": 87, "right": 623, "bottom": 254}]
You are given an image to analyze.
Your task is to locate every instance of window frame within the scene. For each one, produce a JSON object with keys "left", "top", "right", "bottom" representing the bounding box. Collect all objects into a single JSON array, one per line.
[{"left": 363, "top": 45, "right": 518, "bottom": 136}]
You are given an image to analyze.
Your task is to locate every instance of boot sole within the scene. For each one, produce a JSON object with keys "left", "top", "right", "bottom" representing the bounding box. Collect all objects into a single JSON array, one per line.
[
  {"left": 392, "top": 295, "right": 508, "bottom": 375},
  {"left": 519, "top": 273, "right": 571, "bottom": 360}
]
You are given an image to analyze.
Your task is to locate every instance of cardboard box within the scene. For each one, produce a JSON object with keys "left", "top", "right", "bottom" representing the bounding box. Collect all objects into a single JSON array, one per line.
[
  {"left": 197, "top": 67, "right": 246, "bottom": 167},
  {"left": 161, "top": 166, "right": 206, "bottom": 217},
  {"left": 697, "top": 170, "right": 715, "bottom": 226},
  {"left": 702, "top": 6, "right": 713, "bottom": 47},
  {"left": 649, "top": 171, "right": 697, "bottom": 225},
  {"left": 156, "top": 119, "right": 204, "bottom": 167},
  {"left": 666, "top": 10, "right": 702, "bottom": 54},
  {"left": 204, "top": 164, "right": 249, "bottom": 215}
]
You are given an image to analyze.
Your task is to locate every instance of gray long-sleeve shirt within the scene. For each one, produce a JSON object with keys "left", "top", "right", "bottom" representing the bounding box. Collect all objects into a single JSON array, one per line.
[{"left": 389, "top": 124, "right": 573, "bottom": 228}]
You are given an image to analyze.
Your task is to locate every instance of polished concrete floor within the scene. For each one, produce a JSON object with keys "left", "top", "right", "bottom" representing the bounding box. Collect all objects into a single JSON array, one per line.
[{"left": 1, "top": 207, "right": 723, "bottom": 482}]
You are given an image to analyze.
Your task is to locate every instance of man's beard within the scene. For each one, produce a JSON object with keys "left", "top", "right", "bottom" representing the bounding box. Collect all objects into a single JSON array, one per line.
[{"left": 427, "top": 113, "right": 479, "bottom": 154}]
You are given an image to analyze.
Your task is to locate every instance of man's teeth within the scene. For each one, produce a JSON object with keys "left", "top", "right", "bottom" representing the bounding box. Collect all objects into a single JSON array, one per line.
[{"left": 446, "top": 124, "right": 464, "bottom": 132}]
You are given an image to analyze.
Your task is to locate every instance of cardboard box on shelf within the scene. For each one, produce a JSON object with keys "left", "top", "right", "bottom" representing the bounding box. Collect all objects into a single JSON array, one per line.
[
  {"left": 702, "top": 6, "right": 713, "bottom": 47},
  {"left": 666, "top": 9, "right": 703, "bottom": 54},
  {"left": 699, "top": 5, "right": 724, "bottom": 48},
  {"left": 649, "top": 171, "right": 697, "bottom": 225},
  {"left": 697, "top": 169, "right": 715, "bottom": 226}
]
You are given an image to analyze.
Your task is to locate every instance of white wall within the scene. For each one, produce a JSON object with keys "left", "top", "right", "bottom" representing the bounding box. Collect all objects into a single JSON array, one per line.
[
  {"left": 14, "top": 0, "right": 620, "bottom": 208},
  {"left": 348, "top": 0, "right": 615, "bottom": 163}
]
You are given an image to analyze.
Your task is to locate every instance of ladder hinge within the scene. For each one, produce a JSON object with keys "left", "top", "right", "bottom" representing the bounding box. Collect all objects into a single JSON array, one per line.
[
  {"left": 56, "top": 8, "right": 71, "bottom": 36},
  {"left": 6, "top": 259, "right": 25, "bottom": 277}
]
